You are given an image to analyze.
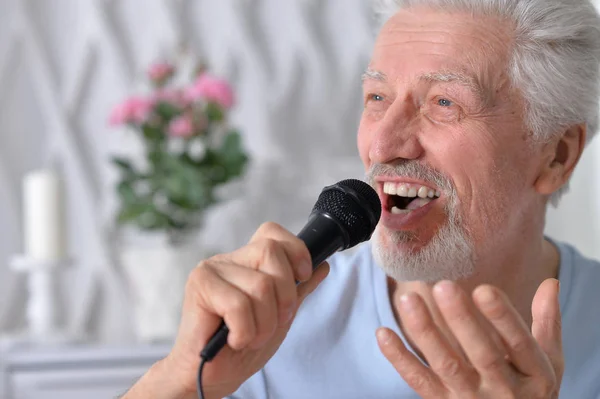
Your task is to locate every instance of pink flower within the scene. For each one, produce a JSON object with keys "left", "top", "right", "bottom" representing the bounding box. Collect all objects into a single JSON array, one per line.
[
  {"left": 147, "top": 62, "right": 175, "bottom": 83},
  {"left": 168, "top": 115, "right": 195, "bottom": 138},
  {"left": 109, "top": 96, "right": 154, "bottom": 126},
  {"left": 184, "top": 73, "right": 235, "bottom": 109}
]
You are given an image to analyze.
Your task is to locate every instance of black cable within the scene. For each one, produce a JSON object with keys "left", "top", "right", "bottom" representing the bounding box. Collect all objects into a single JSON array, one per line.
[{"left": 197, "top": 356, "right": 207, "bottom": 399}]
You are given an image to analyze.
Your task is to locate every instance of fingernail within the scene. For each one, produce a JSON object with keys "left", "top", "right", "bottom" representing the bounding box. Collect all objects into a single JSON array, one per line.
[
  {"left": 476, "top": 287, "right": 497, "bottom": 304},
  {"left": 400, "top": 293, "right": 418, "bottom": 313},
  {"left": 434, "top": 280, "right": 458, "bottom": 299},
  {"left": 279, "top": 310, "right": 294, "bottom": 325},
  {"left": 377, "top": 329, "right": 392, "bottom": 345},
  {"left": 278, "top": 300, "right": 297, "bottom": 325},
  {"left": 286, "top": 310, "right": 294, "bottom": 323},
  {"left": 285, "top": 302, "right": 297, "bottom": 323},
  {"left": 298, "top": 260, "right": 313, "bottom": 281}
]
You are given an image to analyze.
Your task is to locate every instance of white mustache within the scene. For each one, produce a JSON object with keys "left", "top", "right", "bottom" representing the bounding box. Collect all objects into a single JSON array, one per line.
[{"left": 366, "top": 163, "right": 453, "bottom": 193}]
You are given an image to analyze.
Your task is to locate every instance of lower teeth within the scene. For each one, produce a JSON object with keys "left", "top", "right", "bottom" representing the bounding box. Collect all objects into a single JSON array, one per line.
[
  {"left": 391, "top": 197, "right": 434, "bottom": 214},
  {"left": 391, "top": 206, "right": 411, "bottom": 214},
  {"left": 406, "top": 197, "right": 433, "bottom": 210}
]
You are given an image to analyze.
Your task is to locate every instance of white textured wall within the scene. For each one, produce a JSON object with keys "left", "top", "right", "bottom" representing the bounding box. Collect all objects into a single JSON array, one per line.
[{"left": 0, "top": 0, "right": 598, "bottom": 343}]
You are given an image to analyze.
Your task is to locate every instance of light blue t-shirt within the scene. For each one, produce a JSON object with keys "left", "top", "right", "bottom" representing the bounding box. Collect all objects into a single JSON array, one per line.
[{"left": 230, "top": 240, "right": 600, "bottom": 398}]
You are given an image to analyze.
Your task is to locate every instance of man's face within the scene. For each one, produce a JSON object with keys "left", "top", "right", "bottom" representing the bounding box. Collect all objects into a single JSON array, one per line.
[{"left": 359, "top": 8, "right": 540, "bottom": 281}]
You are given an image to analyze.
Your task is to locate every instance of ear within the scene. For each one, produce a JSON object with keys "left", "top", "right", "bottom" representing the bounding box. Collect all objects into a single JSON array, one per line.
[{"left": 534, "top": 124, "right": 587, "bottom": 196}]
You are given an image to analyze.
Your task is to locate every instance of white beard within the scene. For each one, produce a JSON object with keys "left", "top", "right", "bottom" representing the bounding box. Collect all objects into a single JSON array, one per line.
[
  {"left": 372, "top": 218, "right": 475, "bottom": 283},
  {"left": 366, "top": 162, "right": 475, "bottom": 283}
]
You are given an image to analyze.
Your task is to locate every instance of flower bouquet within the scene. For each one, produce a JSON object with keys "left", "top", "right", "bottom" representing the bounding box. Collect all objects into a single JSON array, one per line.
[{"left": 109, "top": 62, "right": 248, "bottom": 236}]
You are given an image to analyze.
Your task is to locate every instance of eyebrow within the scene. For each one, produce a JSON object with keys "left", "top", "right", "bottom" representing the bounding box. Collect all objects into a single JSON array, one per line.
[
  {"left": 420, "top": 71, "right": 486, "bottom": 101},
  {"left": 361, "top": 69, "right": 387, "bottom": 82},
  {"left": 362, "top": 68, "right": 487, "bottom": 104}
]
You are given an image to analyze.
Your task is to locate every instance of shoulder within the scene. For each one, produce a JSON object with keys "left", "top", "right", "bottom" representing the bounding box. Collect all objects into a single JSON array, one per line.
[
  {"left": 553, "top": 241, "right": 600, "bottom": 398},
  {"left": 556, "top": 240, "right": 600, "bottom": 313},
  {"left": 555, "top": 240, "right": 600, "bottom": 335}
]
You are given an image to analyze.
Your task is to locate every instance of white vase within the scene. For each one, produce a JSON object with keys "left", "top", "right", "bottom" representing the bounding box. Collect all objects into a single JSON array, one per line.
[{"left": 118, "top": 231, "right": 204, "bottom": 343}]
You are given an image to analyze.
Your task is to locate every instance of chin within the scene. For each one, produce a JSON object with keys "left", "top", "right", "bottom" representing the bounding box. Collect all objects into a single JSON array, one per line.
[
  {"left": 371, "top": 222, "right": 476, "bottom": 283},
  {"left": 376, "top": 225, "right": 433, "bottom": 253}
]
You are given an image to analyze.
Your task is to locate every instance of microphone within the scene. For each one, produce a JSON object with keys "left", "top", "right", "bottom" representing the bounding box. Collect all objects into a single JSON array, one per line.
[{"left": 200, "top": 179, "right": 382, "bottom": 362}]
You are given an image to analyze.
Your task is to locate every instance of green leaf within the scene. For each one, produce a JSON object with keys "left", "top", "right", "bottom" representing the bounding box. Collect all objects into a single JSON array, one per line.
[
  {"left": 155, "top": 102, "right": 181, "bottom": 121},
  {"left": 222, "top": 130, "right": 242, "bottom": 152},
  {"left": 217, "top": 131, "right": 249, "bottom": 178},
  {"left": 117, "top": 181, "right": 138, "bottom": 204},
  {"left": 142, "top": 125, "right": 165, "bottom": 142},
  {"left": 187, "top": 180, "right": 213, "bottom": 208},
  {"left": 163, "top": 161, "right": 212, "bottom": 209},
  {"left": 166, "top": 215, "right": 188, "bottom": 230},
  {"left": 148, "top": 150, "right": 164, "bottom": 168},
  {"left": 111, "top": 157, "right": 136, "bottom": 175},
  {"left": 164, "top": 174, "right": 188, "bottom": 201},
  {"left": 205, "top": 102, "right": 224, "bottom": 122},
  {"left": 116, "top": 203, "right": 149, "bottom": 224},
  {"left": 135, "top": 207, "right": 171, "bottom": 230}
]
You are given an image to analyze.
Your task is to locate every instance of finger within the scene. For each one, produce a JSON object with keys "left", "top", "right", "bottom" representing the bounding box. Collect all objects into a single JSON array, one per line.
[
  {"left": 230, "top": 239, "right": 300, "bottom": 326},
  {"left": 473, "top": 284, "right": 554, "bottom": 378},
  {"left": 271, "top": 262, "right": 330, "bottom": 342},
  {"left": 377, "top": 327, "right": 446, "bottom": 397},
  {"left": 433, "top": 281, "right": 513, "bottom": 384},
  {"left": 190, "top": 263, "right": 258, "bottom": 350},
  {"left": 297, "top": 262, "right": 330, "bottom": 303},
  {"left": 247, "top": 222, "right": 313, "bottom": 282},
  {"left": 398, "top": 292, "right": 477, "bottom": 391},
  {"left": 531, "top": 279, "right": 563, "bottom": 378},
  {"left": 212, "top": 263, "right": 280, "bottom": 349}
]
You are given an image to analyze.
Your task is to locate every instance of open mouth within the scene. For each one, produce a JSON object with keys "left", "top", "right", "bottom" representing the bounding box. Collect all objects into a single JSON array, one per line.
[{"left": 382, "top": 182, "right": 441, "bottom": 214}]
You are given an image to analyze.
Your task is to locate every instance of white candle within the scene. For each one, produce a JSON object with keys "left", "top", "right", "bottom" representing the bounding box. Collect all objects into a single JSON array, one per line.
[{"left": 23, "top": 169, "right": 66, "bottom": 261}]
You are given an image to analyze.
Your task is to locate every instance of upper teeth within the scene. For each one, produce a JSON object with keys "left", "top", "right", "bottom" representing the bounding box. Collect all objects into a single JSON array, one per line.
[{"left": 383, "top": 182, "right": 441, "bottom": 199}]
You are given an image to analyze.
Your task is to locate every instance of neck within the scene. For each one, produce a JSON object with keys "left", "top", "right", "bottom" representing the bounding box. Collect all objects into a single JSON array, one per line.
[{"left": 388, "top": 234, "right": 560, "bottom": 350}]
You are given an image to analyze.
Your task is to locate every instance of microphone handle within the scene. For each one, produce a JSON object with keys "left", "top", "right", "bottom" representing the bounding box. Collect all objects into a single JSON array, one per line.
[
  {"left": 200, "top": 212, "right": 347, "bottom": 362},
  {"left": 201, "top": 321, "right": 229, "bottom": 361},
  {"left": 296, "top": 212, "right": 348, "bottom": 268}
]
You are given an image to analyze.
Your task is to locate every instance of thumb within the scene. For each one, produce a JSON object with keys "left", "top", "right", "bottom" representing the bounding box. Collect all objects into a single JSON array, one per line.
[{"left": 531, "top": 278, "right": 564, "bottom": 378}]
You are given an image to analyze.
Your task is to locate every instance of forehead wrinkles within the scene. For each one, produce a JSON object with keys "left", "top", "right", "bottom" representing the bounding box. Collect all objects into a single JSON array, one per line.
[
  {"left": 374, "top": 10, "right": 514, "bottom": 96},
  {"left": 380, "top": 7, "right": 514, "bottom": 51}
]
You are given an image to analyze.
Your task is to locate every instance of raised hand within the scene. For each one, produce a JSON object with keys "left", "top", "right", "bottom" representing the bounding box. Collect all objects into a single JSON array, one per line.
[{"left": 377, "top": 279, "right": 563, "bottom": 399}]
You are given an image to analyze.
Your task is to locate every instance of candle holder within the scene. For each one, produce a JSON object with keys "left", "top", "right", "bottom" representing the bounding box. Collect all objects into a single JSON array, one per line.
[{"left": 7, "top": 254, "right": 75, "bottom": 345}]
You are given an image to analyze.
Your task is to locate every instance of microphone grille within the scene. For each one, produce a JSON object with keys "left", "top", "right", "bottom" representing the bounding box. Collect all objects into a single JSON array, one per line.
[{"left": 312, "top": 179, "right": 382, "bottom": 248}]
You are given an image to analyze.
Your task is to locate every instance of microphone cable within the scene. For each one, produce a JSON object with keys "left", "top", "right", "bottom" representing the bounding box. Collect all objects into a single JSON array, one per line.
[{"left": 197, "top": 356, "right": 207, "bottom": 399}]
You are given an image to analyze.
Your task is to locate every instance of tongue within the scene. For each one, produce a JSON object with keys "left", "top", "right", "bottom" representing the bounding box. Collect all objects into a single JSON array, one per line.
[{"left": 406, "top": 197, "right": 432, "bottom": 211}]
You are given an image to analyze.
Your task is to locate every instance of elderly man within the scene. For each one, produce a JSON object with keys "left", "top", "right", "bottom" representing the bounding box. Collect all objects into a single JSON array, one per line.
[{"left": 125, "top": 0, "right": 600, "bottom": 398}]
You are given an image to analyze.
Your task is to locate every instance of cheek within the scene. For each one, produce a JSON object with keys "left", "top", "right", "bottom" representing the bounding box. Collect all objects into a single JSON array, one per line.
[
  {"left": 446, "top": 136, "right": 526, "bottom": 232},
  {"left": 431, "top": 131, "right": 504, "bottom": 206},
  {"left": 357, "top": 118, "right": 372, "bottom": 168}
]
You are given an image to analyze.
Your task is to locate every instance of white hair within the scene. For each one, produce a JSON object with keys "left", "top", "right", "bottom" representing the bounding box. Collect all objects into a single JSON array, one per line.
[{"left": 373, "top": 0, "right": 600, "bottom": 205}]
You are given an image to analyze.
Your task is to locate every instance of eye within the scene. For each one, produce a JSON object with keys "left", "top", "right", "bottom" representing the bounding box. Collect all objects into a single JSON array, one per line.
[
  {"left": 438, "top": 98, "right": 453, "bottom": 107},
  {"left": 363, "top": 93, "right": 387, "bottom": 113},
  {"left": 423, "top": 96, "right": 462, "bottom": 123}
]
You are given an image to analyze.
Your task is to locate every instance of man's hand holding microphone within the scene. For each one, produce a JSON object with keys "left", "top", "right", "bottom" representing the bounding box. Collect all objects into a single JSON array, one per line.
[{"left": 123, "top": 180, "right": 382, "bottom": 399}]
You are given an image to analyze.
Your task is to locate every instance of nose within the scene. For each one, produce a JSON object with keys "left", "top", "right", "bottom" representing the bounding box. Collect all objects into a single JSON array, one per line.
[{"left": 368, "top": 97, "right": 424, "bottom": 165}]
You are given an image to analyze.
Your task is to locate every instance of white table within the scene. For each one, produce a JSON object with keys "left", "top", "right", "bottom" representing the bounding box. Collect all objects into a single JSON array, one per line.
[{"left": 0, "top": 342, "right": 170, "bottom": 399}]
